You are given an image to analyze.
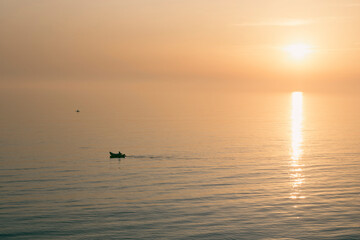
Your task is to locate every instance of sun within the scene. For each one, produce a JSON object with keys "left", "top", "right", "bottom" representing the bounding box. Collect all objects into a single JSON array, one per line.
[{"left": 284, "top": 43, "right": 312, "bottom": 60}]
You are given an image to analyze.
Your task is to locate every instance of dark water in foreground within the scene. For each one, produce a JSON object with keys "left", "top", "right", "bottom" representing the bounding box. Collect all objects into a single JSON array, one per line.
[{"left": 1, "top": 90, "right": 359, "bottom": 239}]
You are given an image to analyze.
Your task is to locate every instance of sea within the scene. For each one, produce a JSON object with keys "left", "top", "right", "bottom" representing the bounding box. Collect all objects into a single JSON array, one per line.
[{"left": 0, "top": 86, "right": 359, "bottom": 239}]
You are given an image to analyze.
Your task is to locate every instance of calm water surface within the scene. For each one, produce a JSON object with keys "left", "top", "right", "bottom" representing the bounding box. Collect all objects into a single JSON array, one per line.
[{"left": 0, "top": 89, "right": 359, "bottom": 239}]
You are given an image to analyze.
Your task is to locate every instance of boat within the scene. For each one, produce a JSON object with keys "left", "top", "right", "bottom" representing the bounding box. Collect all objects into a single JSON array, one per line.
[{"left": 109, "top": 152, "right": 126, "bottom": 158}]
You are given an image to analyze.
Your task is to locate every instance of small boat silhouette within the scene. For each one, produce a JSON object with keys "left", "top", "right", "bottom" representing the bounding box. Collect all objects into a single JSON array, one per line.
[
  {"left": 76, "top": 109, "right": 80, "bottom": 112},
  {"left": 110, "top": 152, "right": 126, "bottom": 158}
]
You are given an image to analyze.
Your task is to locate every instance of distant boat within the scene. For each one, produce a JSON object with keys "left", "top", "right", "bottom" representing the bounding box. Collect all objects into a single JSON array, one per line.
[
  {"left": 110, "top": 152, "right": 126, "bottom": 158},
  {"left": 76, "top": 109, "right": 80, "bottom": 112}
]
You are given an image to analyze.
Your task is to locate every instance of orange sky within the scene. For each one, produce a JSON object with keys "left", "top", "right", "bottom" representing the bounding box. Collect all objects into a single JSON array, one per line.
[{"left": 1, "top": 0, "right": 360, "bottom": 92}]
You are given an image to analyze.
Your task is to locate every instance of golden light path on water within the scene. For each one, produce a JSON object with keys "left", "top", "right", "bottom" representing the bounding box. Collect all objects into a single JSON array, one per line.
[{"left": 290, "top": 92, "right": 305, "bottom": 200}]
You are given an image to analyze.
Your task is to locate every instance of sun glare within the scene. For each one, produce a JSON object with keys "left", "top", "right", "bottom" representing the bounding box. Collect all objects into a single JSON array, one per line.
[
  {"left": 284, "top": 44, "right": 312, "bottom": 60},
  {"left": 290, "top": 91, "right": 304, "bottom": 200}
]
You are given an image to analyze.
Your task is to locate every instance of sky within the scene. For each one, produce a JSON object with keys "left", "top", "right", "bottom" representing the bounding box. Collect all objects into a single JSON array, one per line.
[{"left": 1, "top": 0, "right": 360, "bottom": 93}]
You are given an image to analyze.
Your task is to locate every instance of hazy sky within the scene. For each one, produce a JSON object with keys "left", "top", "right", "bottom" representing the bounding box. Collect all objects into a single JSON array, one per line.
[{"left": 1, "top": 0, "right": 360, "bottom": 92}]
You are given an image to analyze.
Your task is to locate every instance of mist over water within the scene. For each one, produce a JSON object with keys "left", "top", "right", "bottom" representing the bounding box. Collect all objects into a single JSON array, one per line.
[{"left": 1, "top": 87, "right": 359, "bottom": 239}]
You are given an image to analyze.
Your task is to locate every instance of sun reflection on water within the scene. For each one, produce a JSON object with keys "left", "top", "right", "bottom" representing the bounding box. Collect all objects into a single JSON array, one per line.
[{"left": 290, "top": 92, "right": 305, "bottom": 199}]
